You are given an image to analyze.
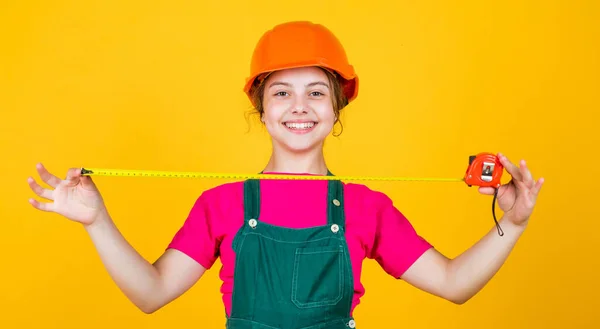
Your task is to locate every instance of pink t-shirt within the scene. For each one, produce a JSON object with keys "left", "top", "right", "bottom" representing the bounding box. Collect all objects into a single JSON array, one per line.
[{"left": 167, "top": 172, "right": 433, "bottom": 316}]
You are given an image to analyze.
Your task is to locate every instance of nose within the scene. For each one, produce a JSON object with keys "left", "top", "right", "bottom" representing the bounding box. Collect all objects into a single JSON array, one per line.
[
  {"left": 292, "top": 106, "right": 307, "bottom": 114},
  {"left": 292, "top": 97, "right": 308, "bottom": 114}
]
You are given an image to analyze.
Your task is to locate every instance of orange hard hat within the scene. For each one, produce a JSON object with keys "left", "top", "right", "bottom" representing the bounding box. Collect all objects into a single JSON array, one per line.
[{"left": 243, "top": 21, "right": 359, "bottom": 106}]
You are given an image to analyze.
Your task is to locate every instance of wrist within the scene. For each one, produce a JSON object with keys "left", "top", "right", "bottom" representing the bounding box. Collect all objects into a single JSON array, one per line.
[
  {"left": 83, "top": 208, "right": 112, "bottom": 232},
  {"left": 500, "top": 215, "right": 528, "bottom": 235}
]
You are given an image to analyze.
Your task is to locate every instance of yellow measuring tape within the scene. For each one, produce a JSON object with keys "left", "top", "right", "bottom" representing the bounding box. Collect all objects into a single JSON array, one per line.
[{"left": 80, "top": 168, "right": 465, "bottom": 182}]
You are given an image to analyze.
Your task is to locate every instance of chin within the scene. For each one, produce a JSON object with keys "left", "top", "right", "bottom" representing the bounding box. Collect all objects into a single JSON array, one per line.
[
  {"left": 285, "top": 143, "right": 322, "bottom": 153},
  {"left": 272, "top": 135, "right": 327, "bottom": 154}
]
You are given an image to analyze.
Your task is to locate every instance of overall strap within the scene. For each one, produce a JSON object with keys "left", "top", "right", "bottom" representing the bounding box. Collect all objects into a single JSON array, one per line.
[
  {"left": 326, "top": 170, "right": 346, "bottom": 229},
  {"left": 243, "top": 179, "right": 260, "bottom": 222}
]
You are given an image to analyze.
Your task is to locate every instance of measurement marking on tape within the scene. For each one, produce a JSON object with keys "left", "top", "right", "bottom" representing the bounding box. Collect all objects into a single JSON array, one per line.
[{"left": 80, "top": 168, "right": 464, "bottom": 182}]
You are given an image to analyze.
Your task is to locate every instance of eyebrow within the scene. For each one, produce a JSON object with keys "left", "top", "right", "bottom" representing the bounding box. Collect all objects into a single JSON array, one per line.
[{"left": 268, "top": 81, "right": 330, "bottom": 89}]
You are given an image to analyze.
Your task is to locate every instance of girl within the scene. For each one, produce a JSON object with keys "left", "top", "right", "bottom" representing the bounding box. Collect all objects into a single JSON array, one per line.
[{"left": 27, "top": 21, "right": 544, "bottom": 329}]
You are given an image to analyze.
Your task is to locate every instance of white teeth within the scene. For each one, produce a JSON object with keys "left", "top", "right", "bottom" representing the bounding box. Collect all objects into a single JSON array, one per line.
[{"left": 285, "top": 122, "right": 315, "bottom": 129}]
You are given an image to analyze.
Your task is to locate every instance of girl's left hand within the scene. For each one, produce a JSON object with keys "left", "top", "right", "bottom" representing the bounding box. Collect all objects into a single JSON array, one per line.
[{"left": 478, "top": 153, "right": 544, "bottom": 227}]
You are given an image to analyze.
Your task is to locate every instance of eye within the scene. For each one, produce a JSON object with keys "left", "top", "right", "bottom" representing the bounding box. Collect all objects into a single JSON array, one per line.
[
  {"left": 310, "top": 91, "right": 325, "bottom": 97},
  {"left": 274, "top": 91, "right": 289, "bottom": 97}
]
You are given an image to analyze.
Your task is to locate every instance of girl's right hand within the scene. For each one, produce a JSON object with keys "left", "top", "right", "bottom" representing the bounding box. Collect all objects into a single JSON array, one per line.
[{"left": 28, "top": 163, "right": 107, "bottom": 226}]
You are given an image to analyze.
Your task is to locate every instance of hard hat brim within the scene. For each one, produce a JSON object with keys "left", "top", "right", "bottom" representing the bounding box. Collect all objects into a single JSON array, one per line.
[{"left": 243, "top": 63, "right": 358, "bottom": 107}]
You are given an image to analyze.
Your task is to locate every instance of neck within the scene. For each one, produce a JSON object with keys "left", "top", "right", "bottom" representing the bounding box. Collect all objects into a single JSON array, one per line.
[{"left": 263, "top": 143, "right": 328, "bottom": 175}]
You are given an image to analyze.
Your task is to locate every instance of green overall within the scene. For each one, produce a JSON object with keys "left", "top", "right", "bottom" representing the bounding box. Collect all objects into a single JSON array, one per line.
[{"left": 226, "top": 175, "right": 357, "bottom": 329}]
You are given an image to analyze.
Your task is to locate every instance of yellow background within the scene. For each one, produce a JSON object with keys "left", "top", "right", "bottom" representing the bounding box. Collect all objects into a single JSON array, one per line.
[{"left": 1, "top": 0, "right": 598, "bottom": 328}]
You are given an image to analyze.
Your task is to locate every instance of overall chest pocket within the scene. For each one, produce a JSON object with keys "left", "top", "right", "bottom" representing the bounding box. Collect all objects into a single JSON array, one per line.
[{"left": 291, "top": 244, "right": 345, "bottom": 308}]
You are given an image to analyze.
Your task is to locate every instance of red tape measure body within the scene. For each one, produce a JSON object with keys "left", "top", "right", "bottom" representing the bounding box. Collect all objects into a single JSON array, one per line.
[{"left": 464, "top": 152, "right": 503, "bottom": 188}]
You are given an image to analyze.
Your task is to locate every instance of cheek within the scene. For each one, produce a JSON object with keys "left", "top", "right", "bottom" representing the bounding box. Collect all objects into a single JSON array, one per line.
[
  {"left": 314, "top": 104, "right": 336, "bottom": 124},
  {"left": 264, "top": 112, "right": 279, "bottom": 126},
  {"left": 262, "top": 102, "right": 286, "bottom": 125}
]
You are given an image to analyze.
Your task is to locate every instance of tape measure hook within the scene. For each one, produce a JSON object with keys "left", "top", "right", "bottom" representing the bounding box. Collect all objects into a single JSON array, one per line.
[{"left": 81, "top": 168, "right": 94, "bottom": 175}]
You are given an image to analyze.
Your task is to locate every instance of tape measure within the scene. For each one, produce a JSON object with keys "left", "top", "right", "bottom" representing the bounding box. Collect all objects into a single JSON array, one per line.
[
  {"left": 80, "top": 168, "right": 464, "bottom": 182},
  {"left": 79, "top": 152, "right": 506, "bottom": 236},
  {"left": 79, "top": 152, "right": 501, "bottom": 185}
]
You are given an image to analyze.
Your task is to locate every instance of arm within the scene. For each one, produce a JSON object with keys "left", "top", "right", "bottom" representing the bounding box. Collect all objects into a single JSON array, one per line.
[
  {"left": 400, "top": 217, "right": 526, "bottom": 304},
  {"left": 27, "top": 165, "right": 211, "bottom": 314},
  {"left": 85, "top": 210, "right": 206, "bottom": 313},
  {"left": 401, "top": 153, "right": 543, "bottom": 304}
]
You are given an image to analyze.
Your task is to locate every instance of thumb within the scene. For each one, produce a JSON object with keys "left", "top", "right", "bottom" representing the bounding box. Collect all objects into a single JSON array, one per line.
[
  {"left": 64, "top": 168, "right": 82, "bottom": 186},
  {"left": 77, "top": 168, "right": 99, "bottom": 190}
]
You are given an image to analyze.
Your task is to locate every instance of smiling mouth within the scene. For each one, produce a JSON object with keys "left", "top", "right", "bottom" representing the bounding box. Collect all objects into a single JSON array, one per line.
[{"left": 283, "top": 122, "right": 317, "bottom": 130}]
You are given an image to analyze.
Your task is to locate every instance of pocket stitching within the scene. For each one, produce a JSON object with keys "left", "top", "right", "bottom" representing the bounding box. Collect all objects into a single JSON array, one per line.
[{"left": 291, "top": 245, "right": 344, "bottom": 309}]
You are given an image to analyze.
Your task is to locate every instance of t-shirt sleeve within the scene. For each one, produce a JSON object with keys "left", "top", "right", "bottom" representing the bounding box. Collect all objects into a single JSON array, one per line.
[
  {"left": 367, "top": 193, "right": 433, "bottom": 279},
  {"left": 166, "top": 192, "right": 221, "bottom": 270}
]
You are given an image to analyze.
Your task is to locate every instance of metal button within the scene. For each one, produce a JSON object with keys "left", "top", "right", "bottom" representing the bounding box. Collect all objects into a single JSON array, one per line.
[
  {"left": 248, "top": 219, "right": 257, "bottom": 228},
  {"left": 331, "top": 224, "right": 339, "bottom": 233},
  {"left": 348, "top": 319, "right": 356, "bottom": 328},
  {"left": 332, "top": 199, "right": 341, "bottom": 206}
]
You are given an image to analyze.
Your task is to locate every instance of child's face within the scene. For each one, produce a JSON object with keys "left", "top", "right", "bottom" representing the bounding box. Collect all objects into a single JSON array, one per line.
[{"left": 261, "top": 66, "right": 336, "bottom": 154}]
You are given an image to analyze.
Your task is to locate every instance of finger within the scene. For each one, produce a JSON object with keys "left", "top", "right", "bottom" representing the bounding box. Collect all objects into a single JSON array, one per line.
[
  {"left": 478, "top": 186, "right": 496, "bottom": 195},
  {"left": 496, "top": 179, "right": 513, "bottom": 199},
  {"left": 63, "top": 168, "right": 82, "bottom": 187},
  {"left": 27, "top": 177, "right": 54, "bottom": 200},
  {"left": 497, "top": 153, "right": 522, "bottom": 181},
  {"left": 79, "top": 174, "right": 98, "bottom": 191},
  {"left": 531, "top": 177, "right": 545, "bottom": 196},
  {"left": 73, "top": 168, "right": 98, "bottom": 191},
  {"left": 36, "top": 163, "right": 62, "bottom": 188},
  {"left": 28, "top": 198, "right": 54, "bottom": 212},
  {"left": 519, "top": 159, "right": 534, "bottom": 187}
]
